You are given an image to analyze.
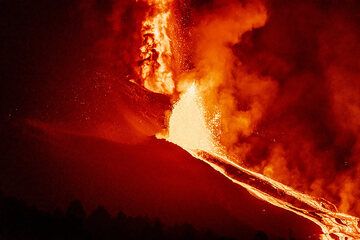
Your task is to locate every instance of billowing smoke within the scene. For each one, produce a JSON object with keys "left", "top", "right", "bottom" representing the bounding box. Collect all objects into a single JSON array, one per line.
[
  {"left": 169, "top": 0, "right": 360, "bottom": 216},
  {"left": 241, "top": 0, "right": 360, "bottom": 215},
  {"left": 187, "top": 0, "right": 360, "bottom": 215},
  {"left": 79, "top": 0, "right": 360, "bottom": 216}
]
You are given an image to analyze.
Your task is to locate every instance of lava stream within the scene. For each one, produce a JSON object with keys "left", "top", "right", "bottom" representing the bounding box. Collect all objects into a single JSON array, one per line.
[{"left": 166, "top": 84, "right": 360, "bottom": 240}]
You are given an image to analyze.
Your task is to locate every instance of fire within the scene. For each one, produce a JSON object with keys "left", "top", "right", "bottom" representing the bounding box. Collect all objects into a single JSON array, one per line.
[
  {"left": 139, "top": 0, "right": 174, "bottom": 94},
  {"left": 136, "top": 0, "right": 360, "bottom": 239}
]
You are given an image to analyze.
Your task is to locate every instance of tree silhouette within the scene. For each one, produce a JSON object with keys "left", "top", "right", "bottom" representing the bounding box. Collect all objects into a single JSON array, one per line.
[{"left": 0, "top": 191, "right": 277, "bottom": 240}]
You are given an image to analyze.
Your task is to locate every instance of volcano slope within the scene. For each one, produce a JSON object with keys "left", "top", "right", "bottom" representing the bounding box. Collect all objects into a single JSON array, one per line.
[{"left": 0, "top": 122, "right": 320, "bottom": 239}]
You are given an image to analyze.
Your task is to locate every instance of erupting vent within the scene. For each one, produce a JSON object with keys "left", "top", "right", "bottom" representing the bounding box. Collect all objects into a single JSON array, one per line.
[
  {"left": 137, "top": 0, "right": 360, "bottom": 239},
  {"left": 167, "top": 84, "right": 218, "bottom": 153}
]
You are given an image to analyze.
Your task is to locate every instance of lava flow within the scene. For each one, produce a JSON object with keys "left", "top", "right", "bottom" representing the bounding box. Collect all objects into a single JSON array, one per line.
[
  {"left": 167, "top": 84, "right": 360, "bottom": 240},
  {"left": 137, "top": 0, "right": 360, "bottom": 239}
]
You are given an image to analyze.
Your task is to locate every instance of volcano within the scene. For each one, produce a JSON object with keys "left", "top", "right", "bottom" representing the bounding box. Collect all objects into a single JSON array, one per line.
[
  {"left": 1, "top": 0, "right": 360, "bottom": 239},
  {"left": 1, "top": 119, "right": 320, "bottom": 239}
]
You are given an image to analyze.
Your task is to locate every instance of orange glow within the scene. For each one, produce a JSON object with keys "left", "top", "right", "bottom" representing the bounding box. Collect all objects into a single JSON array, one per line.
[
  {"left": 137, "top": 0, "right": 360, "bottom": 239},
  {"left": 139, "top": 0, "right": 174, "bottom": 94},
  {"left": 167, "top": 83, "right": 219, "bottom": 153},
  {"left": 166, "top": 84, "right": 360, "bottom": 240}
]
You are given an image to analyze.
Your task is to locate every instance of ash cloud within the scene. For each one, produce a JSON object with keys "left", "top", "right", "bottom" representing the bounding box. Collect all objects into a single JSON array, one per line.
[
  {"left": 222, "top": 0, "right": 360, "bottom": 215},
  {"left": 55, "top": 0, "right": 360, "bottom": 215}
]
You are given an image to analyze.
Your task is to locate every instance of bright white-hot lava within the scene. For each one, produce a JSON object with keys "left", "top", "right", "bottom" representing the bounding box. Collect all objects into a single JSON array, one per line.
[
  {"left": 167, "top": 84, "right": 218, "bottom": 153},
  {"left": 138, "top": 0, "right": 360, "bottom": 239}
]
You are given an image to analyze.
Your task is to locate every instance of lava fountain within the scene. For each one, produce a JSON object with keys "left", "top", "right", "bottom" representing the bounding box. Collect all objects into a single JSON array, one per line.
[
  {"left": 139, "top": 0, "right": 175, "bottom": 94},
  {"left": 167, "top": 83, "right": 218, "bottom": 153},
  {"left": 136, "top": 0, "right": 360, "bottom": 239}
]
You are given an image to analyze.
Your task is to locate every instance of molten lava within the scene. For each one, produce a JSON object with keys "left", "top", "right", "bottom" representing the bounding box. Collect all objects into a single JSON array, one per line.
[
  {"left": 137, "top": 0, "right": 360, "bottom": 239},
  {"left": 166, "top": 83, "right": 360, "bottom": 240},
  {"left": 139, "top": 0, "right": 175, "bottom": 94},
  {"left": 167, "top": 83, "right": 218, "bottom": 153}
]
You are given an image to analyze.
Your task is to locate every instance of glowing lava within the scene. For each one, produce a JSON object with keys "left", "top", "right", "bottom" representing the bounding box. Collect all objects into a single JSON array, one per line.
[
  {"left": 166, "top": 83, "right": 360, "bottom": 240},
  {"left": 136, "top": 1, "right": 360, "bottom": 239},
  {"left": 167, "top": 84, "right": 218, "bottom": 153},
  {"left": 139, "top": 0, "right": 174, "bottom": 94}
]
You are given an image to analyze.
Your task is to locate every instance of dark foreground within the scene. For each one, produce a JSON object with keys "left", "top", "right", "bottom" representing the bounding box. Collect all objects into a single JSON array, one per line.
[{"left": 0, "top": 192, "right": 275, "bottom": 240}]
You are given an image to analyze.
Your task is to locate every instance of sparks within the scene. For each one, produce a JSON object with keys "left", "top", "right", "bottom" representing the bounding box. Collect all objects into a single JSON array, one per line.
[
  {"left": 166, "top": 83, "right": 360, "bottom": 240},
  {"left": 167, "top": 83, "right": 217, "bottom": 153},
  {"left": 137, "top": 1, "right": 360, "bottom": 239}
]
